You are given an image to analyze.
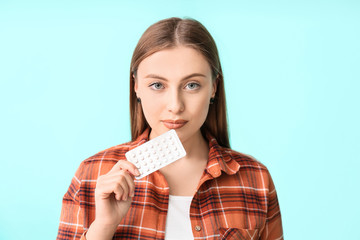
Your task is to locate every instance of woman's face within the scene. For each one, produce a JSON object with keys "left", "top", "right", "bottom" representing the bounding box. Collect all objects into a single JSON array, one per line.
[{"left": 134, "top": 46, "right": 216, "bottom": 143}]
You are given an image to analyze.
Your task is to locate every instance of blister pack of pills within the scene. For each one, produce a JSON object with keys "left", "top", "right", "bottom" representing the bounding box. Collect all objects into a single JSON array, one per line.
[{"left": 125, "top": 129, "right": 186, "bottom": 179}]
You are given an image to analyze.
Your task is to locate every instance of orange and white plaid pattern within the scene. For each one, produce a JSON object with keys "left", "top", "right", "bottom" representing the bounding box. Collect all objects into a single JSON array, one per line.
[{"left": 57, "top": 128, "right": 283, "bottom": 239}]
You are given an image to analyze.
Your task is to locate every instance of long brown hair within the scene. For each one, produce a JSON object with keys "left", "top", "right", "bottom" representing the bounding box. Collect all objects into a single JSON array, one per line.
[{"left": 129, "top": 17, "right": 230, "bottom": 148}]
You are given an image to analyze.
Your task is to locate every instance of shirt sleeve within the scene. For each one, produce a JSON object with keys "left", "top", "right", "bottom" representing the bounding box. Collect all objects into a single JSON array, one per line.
[
  {"left": 57, "top": 162, "right": 87, "bottom": 240},
  {"left": 260, "top": 173, "right": 284, "bottom": 240}
]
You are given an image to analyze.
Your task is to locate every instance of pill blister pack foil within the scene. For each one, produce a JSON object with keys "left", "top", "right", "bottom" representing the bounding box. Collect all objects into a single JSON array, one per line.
[{"left": 125, "top": 129, "right": 186, "bottom": 179}]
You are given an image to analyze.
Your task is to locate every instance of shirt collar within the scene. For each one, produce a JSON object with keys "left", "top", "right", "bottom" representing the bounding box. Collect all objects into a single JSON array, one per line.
[
  {"left": 128, "top": 128, "right": 240, "bottom": 178},
  {"left": 204, "top": 131, "right": 240, "bottom": 178},
  {"left": 128, "top": 128, "right": 151, "bottom": 151}
]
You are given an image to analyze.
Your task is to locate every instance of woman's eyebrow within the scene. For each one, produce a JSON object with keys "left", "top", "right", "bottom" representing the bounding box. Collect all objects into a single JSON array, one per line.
[{"left": 144, "top": 73, "right": 207, "bottom": 81}]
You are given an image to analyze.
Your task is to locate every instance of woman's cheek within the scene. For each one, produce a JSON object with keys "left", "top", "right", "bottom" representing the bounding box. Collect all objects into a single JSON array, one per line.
[{"left": 142, "top": 99, "right": 162, "bottom": 122}]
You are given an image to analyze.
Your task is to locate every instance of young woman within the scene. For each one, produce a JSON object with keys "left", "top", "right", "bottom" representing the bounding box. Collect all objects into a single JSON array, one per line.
[{"left": 57, "top": 17, "right": 283, "bottom": 240}]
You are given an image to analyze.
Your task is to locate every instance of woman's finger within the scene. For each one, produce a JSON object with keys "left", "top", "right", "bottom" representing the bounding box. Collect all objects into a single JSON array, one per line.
[
  {"left": 113, "top": 171, "right": 130, "bottom": 200},
  {"left": 122, "top": 169, "right": 136, "bottom": 197},
  {"left": 109, "top": 160, "right": 140, "bottom": 177}
]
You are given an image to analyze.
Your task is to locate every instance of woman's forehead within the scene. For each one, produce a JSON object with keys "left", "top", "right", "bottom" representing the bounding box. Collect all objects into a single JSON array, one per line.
[{"left": 137, "top": 46, "right": 212, "bottom": 79}]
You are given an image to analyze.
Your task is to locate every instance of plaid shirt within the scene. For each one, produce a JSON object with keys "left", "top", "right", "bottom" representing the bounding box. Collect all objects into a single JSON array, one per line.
[{"left": 57, "top": 128, "right": 283, "bottom": 240}]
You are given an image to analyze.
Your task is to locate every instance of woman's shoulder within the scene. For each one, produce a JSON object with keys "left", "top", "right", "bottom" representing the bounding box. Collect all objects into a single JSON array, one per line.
[
  {"left": 83, "top": 129, "right": 150, "bottom": 164},
  {"left": 74, "top": 140, "right": 135, "bottom": 180},
  {"left": 220, "top": 146, "right": 269, "bottom": 173},
  {"left": 84, "top": 140, "right": 134, "bottom": 163},
  {"left": 208, "top": 133, "right": 269, "bottom": 173},
  {"left": 219, "top": 147, "right": 275, "bottom": 188}
]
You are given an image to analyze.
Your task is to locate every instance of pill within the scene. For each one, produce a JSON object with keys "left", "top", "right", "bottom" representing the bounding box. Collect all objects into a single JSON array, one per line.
[{"left": 125, "top": 130, "right": 186, "bottom": 179}]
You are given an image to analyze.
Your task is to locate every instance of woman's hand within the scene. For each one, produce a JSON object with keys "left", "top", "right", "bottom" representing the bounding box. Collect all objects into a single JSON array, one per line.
[{"left": 86, "top": 160, "right": 139, "bottom": 240}]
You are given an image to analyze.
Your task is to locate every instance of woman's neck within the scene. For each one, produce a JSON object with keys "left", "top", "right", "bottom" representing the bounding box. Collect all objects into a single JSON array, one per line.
[
  {"left": 180, "top": 130, "right": 209, "bottom": 161},
  {"left": 158, "top": 130, "right": 209, "bottom": 196}
]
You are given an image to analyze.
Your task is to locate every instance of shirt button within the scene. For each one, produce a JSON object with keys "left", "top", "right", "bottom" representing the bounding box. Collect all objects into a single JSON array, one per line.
[{"left": 195, "top": 225, "right": 201, "bottom": 231}]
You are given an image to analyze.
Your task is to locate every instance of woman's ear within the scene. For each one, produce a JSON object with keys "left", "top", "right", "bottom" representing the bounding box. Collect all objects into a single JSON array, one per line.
[
  {"left": 133, "top": 74, "right": 138, "bottom": 93},
  {"left": 211, "top": 75, "right": 219, "bottom": 98}
]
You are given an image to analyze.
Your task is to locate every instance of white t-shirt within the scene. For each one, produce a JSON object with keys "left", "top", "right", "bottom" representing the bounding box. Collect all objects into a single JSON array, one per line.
[{"left": 164, "top": 195, "right": 194, "bottom": 240}]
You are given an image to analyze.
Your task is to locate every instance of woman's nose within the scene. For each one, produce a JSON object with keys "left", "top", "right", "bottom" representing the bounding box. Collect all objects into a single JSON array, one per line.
[{"left": 167, "top": 91, "right": 185, "bottom": 114}]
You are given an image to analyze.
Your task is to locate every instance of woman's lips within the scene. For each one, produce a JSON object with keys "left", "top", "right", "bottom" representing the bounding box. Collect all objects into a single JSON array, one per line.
[{"left": 161, "top": 120, "right": 188, "bottom": 129}]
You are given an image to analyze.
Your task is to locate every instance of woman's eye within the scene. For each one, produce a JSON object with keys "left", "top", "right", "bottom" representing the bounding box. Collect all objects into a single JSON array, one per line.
[
  {"left": 185, "top": 82, "right": 200, "bottom": 90},
  {"left": 149, "top": 82, "right": 164, "bottom": 90}
]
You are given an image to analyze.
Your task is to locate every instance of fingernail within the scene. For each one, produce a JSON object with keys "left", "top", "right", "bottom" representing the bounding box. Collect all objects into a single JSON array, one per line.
[
  {"left": 130, "top": 192, "right": 135, "bottom": 197},
  {"left": 135, "top": 169, "right": 140, "bottom": 176}
]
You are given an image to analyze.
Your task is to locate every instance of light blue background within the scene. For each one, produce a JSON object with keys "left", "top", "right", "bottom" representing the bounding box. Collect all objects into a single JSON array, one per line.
[{"left": 1, "top": 1, "right": 359, "bottom": 239}]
